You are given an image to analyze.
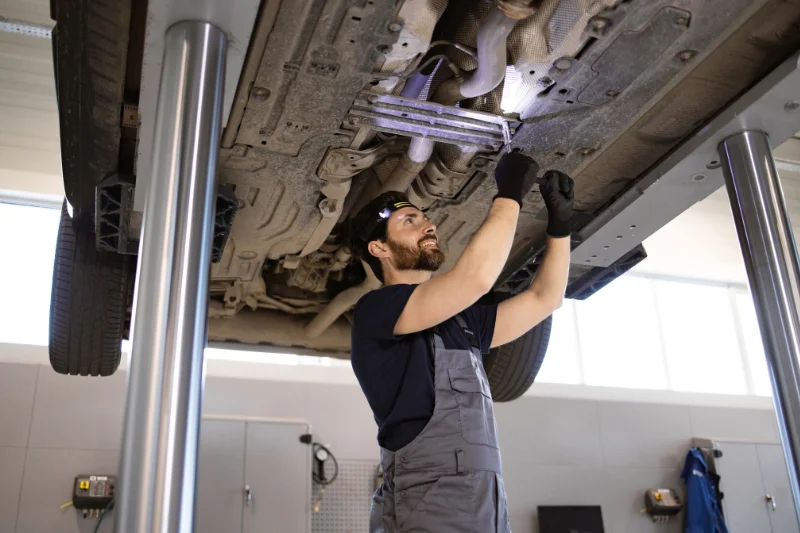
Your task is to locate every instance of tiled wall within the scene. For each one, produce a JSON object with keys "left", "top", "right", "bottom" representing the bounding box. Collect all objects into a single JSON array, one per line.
[
  {"left": 0, "top": 364, "right": 123, "bottom": 533},
  {"left": 0, "top": 362, "right": 780, "bottom": 533}
]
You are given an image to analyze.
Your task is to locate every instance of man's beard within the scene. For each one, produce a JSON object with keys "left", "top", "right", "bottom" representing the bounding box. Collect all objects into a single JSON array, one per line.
[{"left": 387, "top": 237, "right": 445, "bottom": 272}]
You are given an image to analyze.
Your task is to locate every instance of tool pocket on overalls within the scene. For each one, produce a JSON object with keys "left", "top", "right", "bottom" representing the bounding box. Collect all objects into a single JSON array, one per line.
[
  {"left": 396, "top": 474, "right": 475, "bottom": 531},
  {"left": 395, "top": 475, "right": 443, "bottom": 529},
  {"left": 448, "top": 367, "right": 498, "bottom": 447}
]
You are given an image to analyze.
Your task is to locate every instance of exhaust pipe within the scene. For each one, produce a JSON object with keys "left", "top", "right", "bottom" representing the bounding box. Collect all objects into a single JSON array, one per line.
[
  {"left": 377, "top": 137, "right": 436, "bottom": 194},
  {"left": 432, "top": 5, "right": 521, "bottom": 105},
  {"left": 305, "top": 261, "right": 381, "bottom": 338}
]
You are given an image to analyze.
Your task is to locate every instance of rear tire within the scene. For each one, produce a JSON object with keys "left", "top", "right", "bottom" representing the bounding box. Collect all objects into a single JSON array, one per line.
[
  {"left": 49, "top": 203, "right": 134, "bottom": 376},
  {"left": 484, "top": 316, "right": 553, "bottom": 402}
]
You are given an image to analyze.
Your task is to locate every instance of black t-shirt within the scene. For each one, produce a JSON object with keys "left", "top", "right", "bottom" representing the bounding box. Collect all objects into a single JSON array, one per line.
[{"left": 351, "top": 284, "right": 497, "bottom": 451}]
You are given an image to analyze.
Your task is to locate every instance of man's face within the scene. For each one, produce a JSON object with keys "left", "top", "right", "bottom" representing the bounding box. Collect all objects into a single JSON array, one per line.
[{"left": 383, "top": 207, "right": 445, "bottom": 272}]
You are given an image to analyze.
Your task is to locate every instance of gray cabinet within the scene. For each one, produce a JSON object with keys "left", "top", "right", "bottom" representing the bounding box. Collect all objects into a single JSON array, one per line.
[
  {"left": 196, "top": 418, "right": 311, "bottom": 533},
  {"left": 196, "top": 420, "right": 247, "bottom": 533},
  {"left": 243, "top": 422, "right": 312, "bottom": 532},
  {"left": 716, "top": 442, "right": 799, "bottom": 533},
  {"left": 758, "top": 444, "right": 798, "bottom": 533}
]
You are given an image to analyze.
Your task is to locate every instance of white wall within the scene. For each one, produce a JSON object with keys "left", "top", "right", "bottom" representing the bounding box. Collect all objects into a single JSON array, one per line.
[
  {"left": 0, "top": 29, "right": 63, "bottom": 202},
  {"left": 0, "top": 345, "right": 781, "bottom": 533}
]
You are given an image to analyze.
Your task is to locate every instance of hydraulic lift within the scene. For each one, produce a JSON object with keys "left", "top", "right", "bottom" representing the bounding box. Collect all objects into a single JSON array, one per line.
[
  {"left": 115, "top": 18, "right": 800, "bottom": 533},
  {"left": 116, "top": 21, "right": 226, "bottom": 533}
]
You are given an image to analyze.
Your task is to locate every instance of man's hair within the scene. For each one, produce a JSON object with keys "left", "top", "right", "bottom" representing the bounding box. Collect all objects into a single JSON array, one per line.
[{"left": 348, "top": 191, "right": 411, "bottom": 283}]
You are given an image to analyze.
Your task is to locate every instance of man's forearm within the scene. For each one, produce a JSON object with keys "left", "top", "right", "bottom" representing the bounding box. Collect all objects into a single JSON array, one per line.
[
  {"left": 490, "top": 236, "right": 570, "bottom": 347},
  {"left": 528, "top": 236, "right": 570, "bottom": 307},
  {"left": 452, "top": 198, "right": 520, "bottom": 291}
]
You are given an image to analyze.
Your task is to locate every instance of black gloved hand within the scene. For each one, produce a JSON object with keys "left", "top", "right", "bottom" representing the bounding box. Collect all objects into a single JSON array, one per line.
[
  {"left": 493, "top": 152, "right": 539, "bottom": 207},
  {"left": 539, "top": 170, "right": 574, "bottom": 237}
]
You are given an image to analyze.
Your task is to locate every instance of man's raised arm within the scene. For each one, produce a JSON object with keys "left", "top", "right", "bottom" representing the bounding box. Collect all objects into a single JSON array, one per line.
[
  {"left": 394, "top": 154, "right": 539, "bottom": 335},
  {"left": 491, "top": 170, "right": 574, "bottom": 348}
]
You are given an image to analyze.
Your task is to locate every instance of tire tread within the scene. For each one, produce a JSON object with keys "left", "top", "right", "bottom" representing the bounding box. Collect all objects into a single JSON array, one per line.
[
  {"left": 49, "top": 203, "right": 132, "bottom": 376},
  {"left": 484, "top": 316, "right": 553, "bottom": 402}
]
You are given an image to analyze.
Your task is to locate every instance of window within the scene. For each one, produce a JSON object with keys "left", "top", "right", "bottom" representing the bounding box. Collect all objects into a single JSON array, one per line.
[
  {"left": 734, "top": 291, "right": 772, "bottom": 396},
  {"left": 574, "top": 276, "right": 668, "bottom": 390},
  {"left": 655, "top": 279, "right": 748, "bottom": 394},
  {"left": 536, "top": 299, "right": 582, "bottom": 384},
  {"left": 0, "top": 201, "right": 779, "bottom": 400},
  {"left": 0, "top": 203, "right": 60, "bottom": 345}
]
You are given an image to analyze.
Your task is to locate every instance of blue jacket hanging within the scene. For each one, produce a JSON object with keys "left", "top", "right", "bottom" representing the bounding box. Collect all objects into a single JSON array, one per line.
[{"left": 682, "top": 448, "right": 729, "bottom": 533}]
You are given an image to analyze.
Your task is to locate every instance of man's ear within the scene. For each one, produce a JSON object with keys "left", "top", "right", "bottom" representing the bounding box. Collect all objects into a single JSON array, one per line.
[{"left": 368, "top": 240, "right": 390, "bottom": 259}]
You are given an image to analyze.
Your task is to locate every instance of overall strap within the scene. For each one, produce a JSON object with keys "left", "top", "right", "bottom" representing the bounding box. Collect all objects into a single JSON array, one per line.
[
  {"left": 454, "top": 315, "right": 482, "bottom": 354},
  {"left": 425, "top": 326, "right": 444, "bottom": 382},
  {"left": 428, "top": 325, "right": 446, "bottom": 353}
]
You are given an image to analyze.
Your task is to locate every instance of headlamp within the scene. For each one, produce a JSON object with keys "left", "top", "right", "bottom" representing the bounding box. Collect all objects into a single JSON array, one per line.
[{"left": 360, "top": 200, "right": 417, "bottom": 242}]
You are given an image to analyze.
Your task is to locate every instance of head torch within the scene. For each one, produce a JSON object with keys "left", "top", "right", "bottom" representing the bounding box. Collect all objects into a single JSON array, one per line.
[{"left": 359, "top": 200, "right": 418, "bottom": 242}]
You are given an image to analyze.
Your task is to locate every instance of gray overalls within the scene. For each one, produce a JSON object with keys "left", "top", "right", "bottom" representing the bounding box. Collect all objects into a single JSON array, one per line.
[{"left": 370, "top": 317, "right": 511, "bottom": 533}]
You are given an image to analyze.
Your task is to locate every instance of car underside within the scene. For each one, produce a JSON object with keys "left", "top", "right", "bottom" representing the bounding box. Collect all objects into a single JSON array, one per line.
[
  {"left": 201, "top": 0, "right": 800, "bottom": 348},
  {"left": 49, "top": 0, "right": 800, "bottom": 394}
]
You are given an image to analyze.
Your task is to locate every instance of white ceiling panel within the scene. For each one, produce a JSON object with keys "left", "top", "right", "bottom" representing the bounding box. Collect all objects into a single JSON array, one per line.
[
  {"left": 0, "top": 0, "right": 53, "bottom": 28},
  {"left": 634, "top": 137, "right": 800, "bottom": 285},
  {"left": 0, "top": 29, "right": 62, "bottom": 198}
]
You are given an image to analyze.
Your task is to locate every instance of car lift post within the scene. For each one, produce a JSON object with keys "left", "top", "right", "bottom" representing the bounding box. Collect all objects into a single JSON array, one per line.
[
  {"left": 116, "top": 21, "right": 226, "bottom": 533},
  {"left": 721, "top": 131, "right": 800, "bottom": 523}
]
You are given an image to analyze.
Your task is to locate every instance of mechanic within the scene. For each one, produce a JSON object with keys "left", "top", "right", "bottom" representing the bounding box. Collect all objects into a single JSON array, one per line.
[{"left": 349, "top": 152, "right": 574, "bottom": 533}]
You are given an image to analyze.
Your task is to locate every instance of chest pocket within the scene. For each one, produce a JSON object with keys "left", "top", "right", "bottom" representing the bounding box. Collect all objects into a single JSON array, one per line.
[{"left": 448, "top": 365, "right": 499, "bottom": 448}]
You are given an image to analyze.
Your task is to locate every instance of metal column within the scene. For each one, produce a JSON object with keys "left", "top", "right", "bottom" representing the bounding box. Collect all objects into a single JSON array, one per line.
[
  {"left": 720, "top": 131, "right": 800, "bottom": 523},
  {"left": 116, "top": 21, "right": 226, "bottom": 533}
]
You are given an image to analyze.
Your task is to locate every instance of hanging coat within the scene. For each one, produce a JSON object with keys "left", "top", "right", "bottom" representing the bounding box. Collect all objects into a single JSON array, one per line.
[{"left": 682, "top": 448, "right": 728, "bottom": 533}]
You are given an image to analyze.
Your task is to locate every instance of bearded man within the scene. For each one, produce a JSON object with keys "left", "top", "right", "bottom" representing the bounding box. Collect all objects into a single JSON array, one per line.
[{"left": 349, "top": 152, "right": 574, "bottom": 533}]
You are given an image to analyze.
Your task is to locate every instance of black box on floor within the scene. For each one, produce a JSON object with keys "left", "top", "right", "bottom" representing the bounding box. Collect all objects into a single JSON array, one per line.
[{"left": 73, "top": 474, "right": 117, "bottom": 510}]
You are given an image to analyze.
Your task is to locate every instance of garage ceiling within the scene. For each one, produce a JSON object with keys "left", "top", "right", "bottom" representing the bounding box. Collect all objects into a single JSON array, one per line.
[
  {"left": 0, "top": 0, "right": 61, "bottom": 200},
  {"left": 0, "top": 0, "right": 52, "bottom": 28},
  {"left": 634, "top": 137, "right": 800, "bottom": 285}
]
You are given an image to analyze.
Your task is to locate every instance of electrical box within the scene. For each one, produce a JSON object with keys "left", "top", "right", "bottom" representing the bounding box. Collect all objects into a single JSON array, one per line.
[
  {"left": 644, "top": 488, "right": 683, "bottom": 523},
  {"left": 73, "top": 474, "right": 117, "bottom": 518}
]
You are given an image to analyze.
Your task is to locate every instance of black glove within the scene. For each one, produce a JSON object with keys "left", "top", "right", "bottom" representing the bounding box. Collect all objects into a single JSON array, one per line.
[
  {"left": 539, "top": 170, "right": 574, "bottom": 237},
  {"left": 493, "top": 152, "right": 539, "bottom": 207}
]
